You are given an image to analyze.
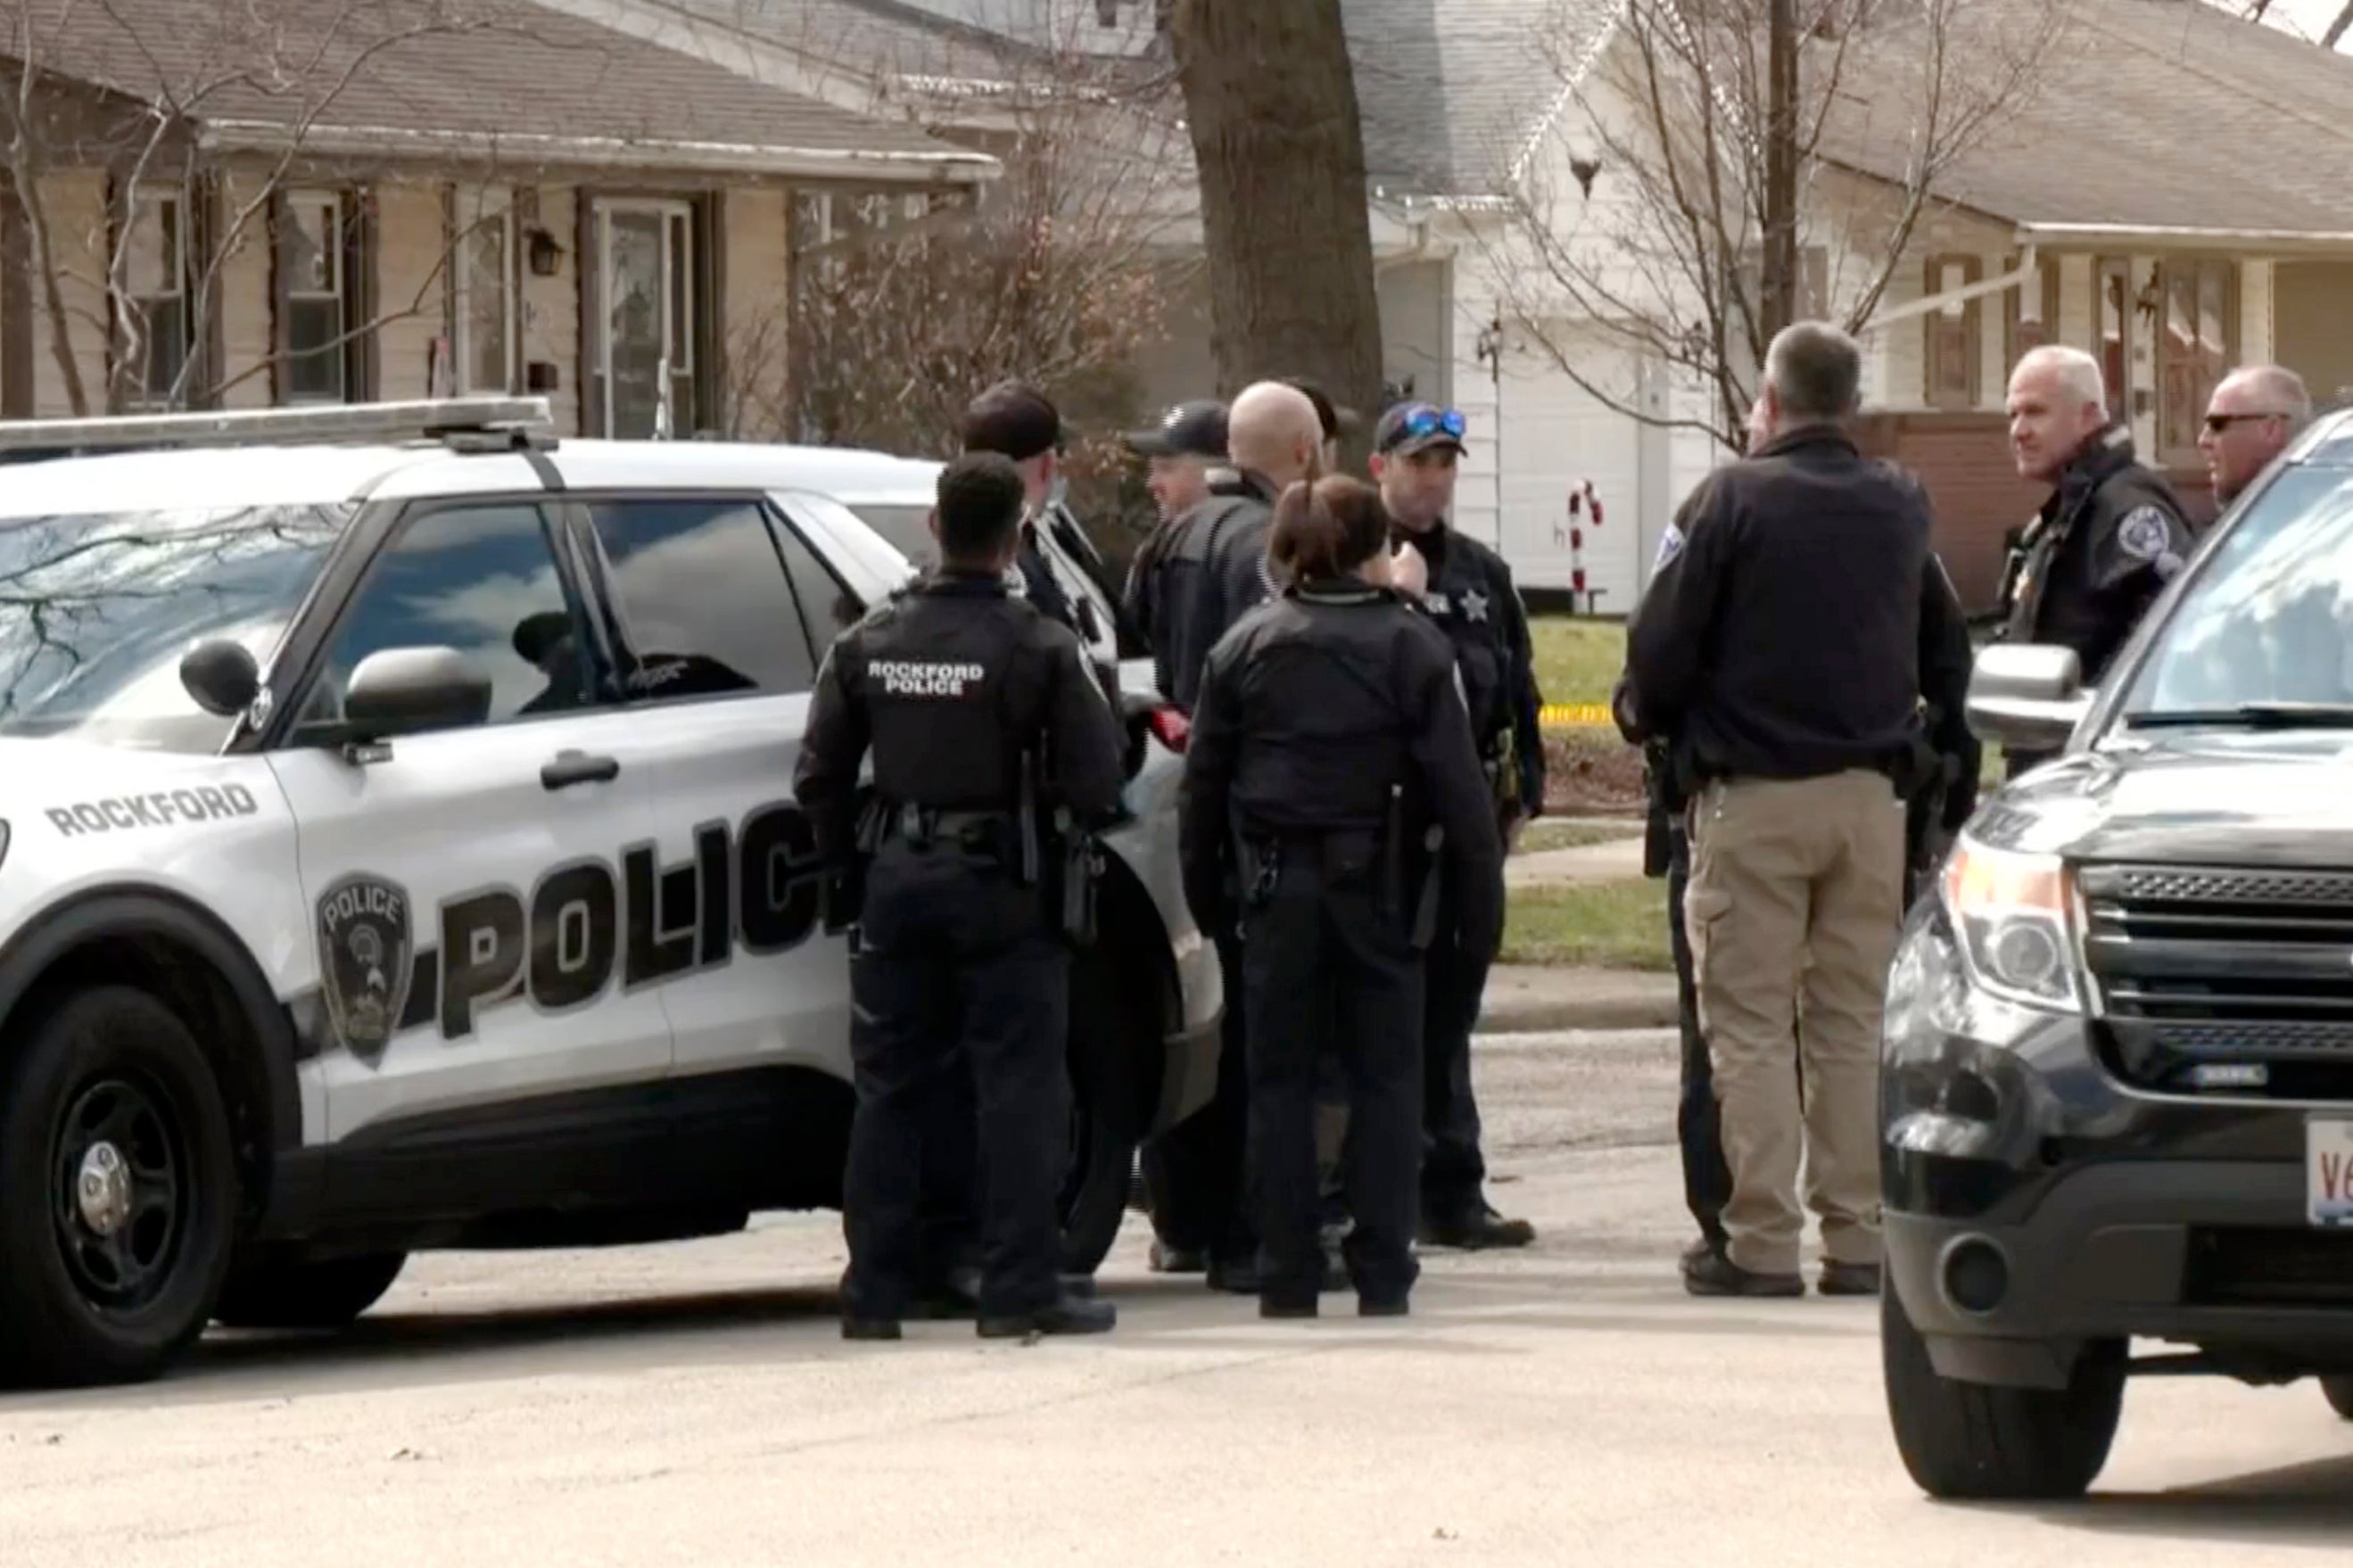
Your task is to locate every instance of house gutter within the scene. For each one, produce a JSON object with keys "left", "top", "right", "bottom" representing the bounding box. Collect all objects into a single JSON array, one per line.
[
  {"left": 2014, "top": 222, "right": 2353, "bottom": 257},
  {"left": 197, "top": 121, "right": 1001, "bottom": 186},
  {"left": 1855, "top": 245, "right": 2036, "bottom": 336}
]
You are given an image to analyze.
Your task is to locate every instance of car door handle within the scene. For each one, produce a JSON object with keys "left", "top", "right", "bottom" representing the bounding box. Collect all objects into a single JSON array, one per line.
[{"left": 541, "top": 750, "right": 620, "bottom": 791}]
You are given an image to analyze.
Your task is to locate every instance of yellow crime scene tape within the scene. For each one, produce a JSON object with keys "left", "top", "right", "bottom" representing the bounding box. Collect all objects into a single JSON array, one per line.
[{"left": 1539, "top": 703, "right": 1615, "bottom": 729}]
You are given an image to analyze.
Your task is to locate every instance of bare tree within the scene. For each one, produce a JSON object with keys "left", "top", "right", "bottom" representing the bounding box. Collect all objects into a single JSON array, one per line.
[
  {"left": 1482, "top": 0, "right": 2056, "bottom": 450},
  {"left": 0, "top": 0, "right": 540, "bottom": 416},
  {"left": 742, "top": 4, "right": 1191, "bottom": 537}
]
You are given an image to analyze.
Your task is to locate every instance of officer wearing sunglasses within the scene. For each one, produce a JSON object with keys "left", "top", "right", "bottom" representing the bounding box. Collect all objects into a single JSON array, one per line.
[{"left": 1370, "top": 400, "right": 1546, "bottom": 1252}]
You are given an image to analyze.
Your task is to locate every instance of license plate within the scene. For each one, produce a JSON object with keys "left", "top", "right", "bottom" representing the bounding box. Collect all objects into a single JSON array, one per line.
[{"left": 2309, "top": 1117, "right": 2353, "bottom": 1227}]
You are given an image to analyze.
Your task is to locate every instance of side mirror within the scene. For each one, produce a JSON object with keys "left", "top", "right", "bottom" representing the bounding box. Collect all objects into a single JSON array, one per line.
[
  {"left": 343, "top": 647, "right": 492, "bottom": 739},
  {"left": 1966, "top": 643, "right": 2091, "bottom": 755},
  {"left": 179, "top": 638, "right": 260, "bottom": 718}
]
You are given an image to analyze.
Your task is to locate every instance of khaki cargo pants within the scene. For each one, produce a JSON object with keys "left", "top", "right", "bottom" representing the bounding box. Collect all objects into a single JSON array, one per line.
[{"left": 1684, "top": 770, "right": 1905, "bottom": 1277}]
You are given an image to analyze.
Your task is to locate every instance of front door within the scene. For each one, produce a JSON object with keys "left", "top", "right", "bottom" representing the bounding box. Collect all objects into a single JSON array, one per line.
[
  {"left": 596, "top": 200, "right": 695, "bottom": 439},
  {"left": 266, "top": 499, "right": 676, "bottom": 1146}
]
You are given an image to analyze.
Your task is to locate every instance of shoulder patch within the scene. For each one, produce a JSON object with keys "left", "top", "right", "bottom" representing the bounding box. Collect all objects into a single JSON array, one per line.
[
  {"left": 2115, "top": 505, "right": 2173, "bottom": 563},
  {"left": 1652, "top": 522, "right": 1685, "bottom": 572}
]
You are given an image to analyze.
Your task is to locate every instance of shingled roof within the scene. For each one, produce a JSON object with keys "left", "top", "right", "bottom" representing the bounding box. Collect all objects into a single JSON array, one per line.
[
  {"left": 1344, "top": 0, "right": 1622, "bottom": 200},
  {"left": 1818, "top": 0, "right": 2353, "bottom": 237},
  {"left": 5, "top": 0, "right": 995, "bottom": 182},
  {"left": 630, "top": 0, "right": 1623, "bottom": 199}
]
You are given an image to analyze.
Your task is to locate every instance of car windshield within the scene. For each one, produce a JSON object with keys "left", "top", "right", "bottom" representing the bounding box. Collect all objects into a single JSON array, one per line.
[
  {"left": 0, "top": 502, "right": 349, "bottom": 751},
  {"left": 2123, "top": 466, "right": 2353, "bottom": 720},
  {"left": 845, "top": 503, "right": 936, "bottom": 570}
]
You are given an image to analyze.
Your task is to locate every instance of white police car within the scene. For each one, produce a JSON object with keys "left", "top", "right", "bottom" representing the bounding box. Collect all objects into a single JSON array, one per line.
[{"left": 0, "top": 398, "right": 1219, "bottom": 1387}]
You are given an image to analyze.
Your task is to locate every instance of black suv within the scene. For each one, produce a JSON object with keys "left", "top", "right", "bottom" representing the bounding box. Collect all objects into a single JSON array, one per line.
[{"left": 1881, "top": 411, "right": 2353, "bottom": 1498}]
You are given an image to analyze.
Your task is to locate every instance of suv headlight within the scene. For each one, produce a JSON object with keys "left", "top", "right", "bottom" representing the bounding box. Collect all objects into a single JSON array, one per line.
[{"left": 1941, "top": 835, "right": 2079, "bottom": 1012}]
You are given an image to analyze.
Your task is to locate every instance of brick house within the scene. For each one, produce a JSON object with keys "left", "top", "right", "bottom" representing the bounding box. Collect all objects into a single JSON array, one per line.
[
  {"left": 0, "top": 0, "right": 995, "bottom": 438},
  {"left": 1824, "top": 0, "right": 2353, "bottom": 611}
]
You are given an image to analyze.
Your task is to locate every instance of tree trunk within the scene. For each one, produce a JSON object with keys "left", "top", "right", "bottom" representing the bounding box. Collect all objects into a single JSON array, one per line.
[
  {"left": 2326, "top": 1, "right": 2353, "bottom": 48},
  {"left": 1171, "top": 0, "right": 1386, "bottom": 470},
  {"left": 1762, "top": 0, "right": 1799, "bottom": 341}
]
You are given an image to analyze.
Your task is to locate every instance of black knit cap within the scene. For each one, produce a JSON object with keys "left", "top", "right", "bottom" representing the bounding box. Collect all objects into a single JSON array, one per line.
[{"left": 961, "top": 379, "right": 1064, "bottom": 463}]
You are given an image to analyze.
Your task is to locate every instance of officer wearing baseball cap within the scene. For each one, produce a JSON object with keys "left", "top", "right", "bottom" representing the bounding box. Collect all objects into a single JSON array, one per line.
[
  {"left": 1124, "top": 400, "right": 1229, "bottom": 523},
  {"left": 1371, "top": 400, "right": 1546, "bottom": 1251}
]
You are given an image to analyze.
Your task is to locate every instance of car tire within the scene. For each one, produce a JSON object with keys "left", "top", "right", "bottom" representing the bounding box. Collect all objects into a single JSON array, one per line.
[
  {"left": 1880, "top": 1283, "right": 2126, "bottom": 1500},
  {"left": 0, "top": 986, "right": 239, "bottom": 1389},
  {"left": 2321, "top": 1375, "right": 2353, "bottom": 1421},
  {"left": 213, "top": 1248, "right": 408, "bottom": 1330},
  {"left": 1058, "top": 953, "right": 1143, "bottom": 1276}
]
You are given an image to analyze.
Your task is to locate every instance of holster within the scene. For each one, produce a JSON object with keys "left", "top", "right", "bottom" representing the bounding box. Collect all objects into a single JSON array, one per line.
[
  {"left": 1053, "top": 806, "right": 1102, "bottom": 945},
  {"left": 1233, "top": 830, "right": 1282, "bottom": 912}
]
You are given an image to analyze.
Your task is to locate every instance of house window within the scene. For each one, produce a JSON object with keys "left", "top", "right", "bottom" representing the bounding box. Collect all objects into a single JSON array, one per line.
[
  {"left": 2096, "top": 256, "right": 2132, "bottom": 425},
  {"left": 2002, "top": 252, "right": 2061, "bottom": 375},
  {"left": 124, "top": 187, "right": 188, "bottom": 405},
  {"left": 282, "top": 190, "right": 346, "bottom": 402},
  {"left": 450, "top": 187, "right": 515, "bottom": 394},
  {"left": 2159, "top": 258, "right": 2236, "bottom": 466},
  {"left": 1922, "top": 254, "right": 1982, "bottom": 409}
]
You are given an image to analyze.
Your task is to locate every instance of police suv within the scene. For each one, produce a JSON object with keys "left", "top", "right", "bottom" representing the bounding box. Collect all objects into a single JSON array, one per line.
[
  {"left": 0, "top": 399, "right": 1218, "bottom": 1388},
  {"left": 1885, "top": 405, "right": 2353, "bottom": 1498}
]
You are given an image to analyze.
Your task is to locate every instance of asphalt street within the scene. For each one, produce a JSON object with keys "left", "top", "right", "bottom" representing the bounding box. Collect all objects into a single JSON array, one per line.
[{"left": 4, "top": 1029, "right": 2351, "bottom": 1567}]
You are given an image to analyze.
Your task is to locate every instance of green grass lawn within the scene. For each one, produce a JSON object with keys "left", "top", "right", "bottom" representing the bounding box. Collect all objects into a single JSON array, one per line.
[
  {"left": 1498, "top": 878, "right": 1673, "bottom": 971},
  {"left": 1530, "top": 616, "right": 1625, "bottom": 709}
]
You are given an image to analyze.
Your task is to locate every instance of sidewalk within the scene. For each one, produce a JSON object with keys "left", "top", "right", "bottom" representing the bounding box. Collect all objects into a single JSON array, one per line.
[{"left": 1483, "top": 818, "right": 1679, "bottom": 1033}]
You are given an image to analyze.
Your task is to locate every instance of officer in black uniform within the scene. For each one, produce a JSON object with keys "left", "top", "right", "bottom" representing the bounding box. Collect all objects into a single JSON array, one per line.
[
  {"left": 795, "top": 452, "right": 1127, "bottom": 1340},
  {"left": 1612, "top": 452, "right": 1979, "bottom": 1277},
  {"left": 1122, "top": 381, "right": 1325, "bottom": 1292},
  {"left": 1181, "top": 475, "right": 1504, "bottom": 1316},
  {"left": 1373, "top": 401, "right": 1546, "bottom": 1250},
  {"left": 1995, "top": 345, "right": 2194, "bottom": 777}
]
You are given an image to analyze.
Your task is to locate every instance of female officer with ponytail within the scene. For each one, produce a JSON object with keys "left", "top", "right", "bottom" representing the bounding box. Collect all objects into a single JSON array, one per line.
[{"left": 1177, "top": 476, "right": 1502, "bottom": 1320}]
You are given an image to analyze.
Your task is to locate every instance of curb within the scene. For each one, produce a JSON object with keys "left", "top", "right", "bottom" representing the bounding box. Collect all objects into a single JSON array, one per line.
[{"left": 1475, "top": 985, "right": 1680, "bottom": 1036}]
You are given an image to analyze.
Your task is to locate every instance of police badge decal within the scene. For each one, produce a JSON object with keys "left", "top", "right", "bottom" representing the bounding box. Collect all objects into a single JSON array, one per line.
[{"left": 316, "top": 873, "right": 414, "bottom": 1065}]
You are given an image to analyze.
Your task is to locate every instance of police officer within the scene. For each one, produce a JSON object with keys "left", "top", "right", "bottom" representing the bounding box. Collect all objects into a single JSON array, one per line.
[
  {"left": 1996, "top": 344, "right": 2194, "bottom": 776},
  {"left": 1125, "top": 380, "right": 1324, "bottom": 713},
  {"left": 1615, "top": 433, "right": 1979, "bottom": 1280},
  {"left": 1626, "top": 321, "right": 1944, "bottom": 1299},
  {"left": 1124, "top": 398, "right": 1230, "bottom": 524},
  {"left": 1180, "top": 475, "right": 1504, "bottom": 1317},
  {"left": 1373, "top": 401, "right": 1545, "bottom": 1250},
  {"left": 794, "top": 451, "right": 1126, "bottom": 1340},
  {"left": 1124, "top": 380, "right": 1325, "bottom": 1292}
]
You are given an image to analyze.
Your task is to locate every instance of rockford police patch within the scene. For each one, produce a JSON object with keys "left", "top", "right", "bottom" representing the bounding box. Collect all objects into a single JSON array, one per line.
[
  {"left": 316, "top": 873, "right": 414, "bottom": 1062},
  {"left": 2117, "top": 506, "right": 2172, "bottom": 563}
]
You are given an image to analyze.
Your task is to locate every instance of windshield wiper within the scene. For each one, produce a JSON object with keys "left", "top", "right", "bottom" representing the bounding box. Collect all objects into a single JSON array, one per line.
[{"left": 2125, "top": 702, "right": 2353, "bottom": 730}]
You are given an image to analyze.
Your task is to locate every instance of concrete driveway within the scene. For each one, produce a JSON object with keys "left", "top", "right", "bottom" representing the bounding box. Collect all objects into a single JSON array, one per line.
[{"left": 4, "top": 1029, "right": 2350, "bottom": 1566}]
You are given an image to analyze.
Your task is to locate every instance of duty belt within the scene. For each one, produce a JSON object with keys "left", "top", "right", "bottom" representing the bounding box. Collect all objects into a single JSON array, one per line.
[{"left": 887, "top": 803, "right": 1015, "bottom": 854}]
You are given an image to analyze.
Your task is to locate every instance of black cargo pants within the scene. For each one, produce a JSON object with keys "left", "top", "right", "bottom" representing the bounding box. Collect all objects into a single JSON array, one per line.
[
  {"left": 1420, "top": 881, "right": 1497, "bottom": 1224},
  {"left": 1242, "top": 832, "right": 1422, "bottom": 1308},
  {"left": 1667, "top": 819, "right": 1732, "bottom": 1248},
  {"left": 1138, "top": 923, "right": 1257, "bottom": 1266},
  {"left": 842, "top": 838, "right": 1069, "bottom": 1322}
]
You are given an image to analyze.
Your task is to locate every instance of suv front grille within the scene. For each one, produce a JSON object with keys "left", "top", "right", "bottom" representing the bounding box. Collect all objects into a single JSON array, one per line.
[
  {"left": 2184, "top": 1227, "right": 2353, "bottom": 1308},
  {"left": 2079, "top": 863, "right": 2353, "bottom": 1098}
]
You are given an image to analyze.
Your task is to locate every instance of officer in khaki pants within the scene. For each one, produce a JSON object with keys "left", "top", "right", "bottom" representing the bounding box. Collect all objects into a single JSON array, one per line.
[{"left": 1624, "top": 321, "right": 1940, "bottom": 1300}]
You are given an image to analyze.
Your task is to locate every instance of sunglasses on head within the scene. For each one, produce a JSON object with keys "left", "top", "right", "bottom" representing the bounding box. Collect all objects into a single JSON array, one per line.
[{"left": 1391, "top": 405, "right": 1467, "bottom": 444}]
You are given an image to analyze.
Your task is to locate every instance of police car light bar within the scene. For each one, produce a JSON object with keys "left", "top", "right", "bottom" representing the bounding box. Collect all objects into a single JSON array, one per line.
[{"left": 0, "top": 396, "right": 555, "bottom": 453}]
